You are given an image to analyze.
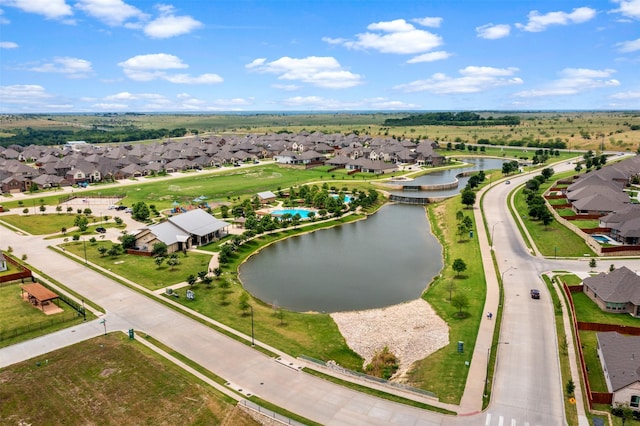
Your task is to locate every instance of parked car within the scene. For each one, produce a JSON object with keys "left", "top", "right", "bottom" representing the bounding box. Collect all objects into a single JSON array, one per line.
[
  {"left": 107, "top": 205, "right": 116, "bottom": 210},
  {"left": 95, "top": 227, "right": 106, "bottom": 233},
  {"left": 505, "top": 180, "right": 511, "bottom": 185},
  {"left": 115, "top": 205, "right": 127, "bottom": 211},
  {"left": 531, "top": 289, "right": 540, "bottom": 299},
  {"left": 125, "top": 208, "right": 132, "bottom": 213}
]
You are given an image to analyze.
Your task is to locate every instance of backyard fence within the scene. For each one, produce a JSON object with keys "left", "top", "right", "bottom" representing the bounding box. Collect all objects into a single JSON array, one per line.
[{"left": 0, "top": 312, "right": 81, "bottom": 343}]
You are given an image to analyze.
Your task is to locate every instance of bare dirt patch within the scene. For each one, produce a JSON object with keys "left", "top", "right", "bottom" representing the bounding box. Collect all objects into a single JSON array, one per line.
[{"left": 331, "top": 299, "right": 449, "bottom": 380}]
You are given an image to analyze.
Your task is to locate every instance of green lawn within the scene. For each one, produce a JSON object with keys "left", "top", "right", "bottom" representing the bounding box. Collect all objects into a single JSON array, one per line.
[
  {"left": 0, "top": 283, "right": 85, "bottom": 348},
  {"left": 572, "top": 292, "right": 640, "bottom": 326},
  {"left": 579, "top": 331, "right": 608, "bottom": 393},
  {"left": 403, "top": 197, "right": 485, "bottom": 404},
  {"left": 548, "top": 198, "right": 570, "bottom": 206},
  {"left": 570, "top": 220, "right": 600, "bottom": 229},
  {"left": 513, "top": 186, "right": 594, "bottom": 257},
  {"left": 62, "top": 241, "right": 212, "bottom": 290}
]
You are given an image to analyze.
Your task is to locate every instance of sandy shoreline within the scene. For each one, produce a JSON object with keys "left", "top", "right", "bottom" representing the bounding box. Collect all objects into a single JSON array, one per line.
[{"left": 330, "top": 298, "right": 449, "bottom": 380}]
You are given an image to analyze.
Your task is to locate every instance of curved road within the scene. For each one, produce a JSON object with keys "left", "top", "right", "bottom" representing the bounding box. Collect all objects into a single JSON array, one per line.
[{"left": 4, "top": 159, "right": 638, "bottom": 425}]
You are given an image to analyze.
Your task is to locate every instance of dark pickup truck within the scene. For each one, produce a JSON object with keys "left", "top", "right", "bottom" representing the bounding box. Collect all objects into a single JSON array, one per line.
[{"left": 531, "top": 289, "right": 540, "bottom": 299}]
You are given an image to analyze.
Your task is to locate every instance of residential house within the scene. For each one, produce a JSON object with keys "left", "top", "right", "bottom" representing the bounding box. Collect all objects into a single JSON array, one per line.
[
  {"left": 583, "top": 266, "right": 640, "bottom": 316},
  {"left": 134, "top": 209, "right": 230, "bottom": 254},
  {"left": 596, "top": 331, "right": 640, "bottom": 410}
]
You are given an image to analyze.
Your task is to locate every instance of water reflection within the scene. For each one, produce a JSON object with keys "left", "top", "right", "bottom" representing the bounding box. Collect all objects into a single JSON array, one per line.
[{"left": 239, "top": 204, "right": 443, "bottom": 313}]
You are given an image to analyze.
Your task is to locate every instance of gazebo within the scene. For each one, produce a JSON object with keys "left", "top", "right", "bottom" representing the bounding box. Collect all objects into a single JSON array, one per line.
[{"left": 20, "top": 283, "right": 60, "bottom": 312}]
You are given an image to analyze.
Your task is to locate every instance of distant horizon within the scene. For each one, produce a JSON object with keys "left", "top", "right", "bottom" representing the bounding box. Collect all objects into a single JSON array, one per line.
[
  {"left": 1, "top": 1, "right": 639, "bottom": 112},
  {"left": 3, "top": 109, "right": 640, "bottom": 116}
]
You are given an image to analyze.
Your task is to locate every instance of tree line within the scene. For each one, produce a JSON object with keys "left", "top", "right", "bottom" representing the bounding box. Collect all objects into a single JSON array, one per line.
[
  {"left": 0, "top": 127, "right": 189, "bottom": 147},
  {"left": 383, "top": 112, "right": 521, "bottom": 127}
]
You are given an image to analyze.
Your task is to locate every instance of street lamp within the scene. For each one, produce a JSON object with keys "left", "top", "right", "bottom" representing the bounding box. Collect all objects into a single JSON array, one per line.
[
  {"left": 491, "top": 221, "right": 503, "bottom": 250},
  {"left": 500, "top": 265, "right": 516, "bottom": 284},
  {"left": 484, "top": 341, "right": 509, "bottom": 397},
  {"left": 82, "top": 238, "right": 87, "bottom": 264},
  {"left": 249, "top": 305, "right": 255, "bottom": 347}
]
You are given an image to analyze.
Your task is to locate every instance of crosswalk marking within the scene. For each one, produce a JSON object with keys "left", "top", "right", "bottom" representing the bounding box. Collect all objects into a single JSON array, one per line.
[{"left": 485, "top": 412, "right": 538, "bottom": 426}]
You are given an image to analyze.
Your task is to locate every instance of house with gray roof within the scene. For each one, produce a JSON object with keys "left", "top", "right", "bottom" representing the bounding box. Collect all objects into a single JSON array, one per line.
[
  {"left": 596, "top": 331, "right": 640, "bottom": 409},
  {"left": 133, "top": 209, "right": 230, "bottom": 254},
  {"left": 583, "top": 266, "right": 640, "bottom": 316},
  {"left": 600, "top": 205, "right": 640, "bottom": 245}
]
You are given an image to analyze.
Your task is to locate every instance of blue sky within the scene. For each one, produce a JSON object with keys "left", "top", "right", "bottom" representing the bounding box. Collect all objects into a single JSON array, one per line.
[{"left": 1, "top": 0, "right": 639, "bottom": 112}]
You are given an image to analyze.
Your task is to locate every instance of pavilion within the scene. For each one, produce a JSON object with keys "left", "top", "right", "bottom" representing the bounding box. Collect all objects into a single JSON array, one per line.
[{"left": 20, "top": 283, "right": 60, "bottom": 313}]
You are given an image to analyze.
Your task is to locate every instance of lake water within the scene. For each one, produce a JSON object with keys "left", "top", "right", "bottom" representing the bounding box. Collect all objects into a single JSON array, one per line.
[{"left": 239, "top": 203, "right": 443, "bottom": 313}]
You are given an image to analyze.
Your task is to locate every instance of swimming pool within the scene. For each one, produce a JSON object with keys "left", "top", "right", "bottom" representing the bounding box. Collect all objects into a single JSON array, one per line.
[
  {"left": 592, "top": 234, "right": 612, "bottom": 244},
  {"left": 271, "top": 208, "right": 315, "bottom": 218},
  {"left": 331, "top": 194, "right": 351, "bottom": 203}
]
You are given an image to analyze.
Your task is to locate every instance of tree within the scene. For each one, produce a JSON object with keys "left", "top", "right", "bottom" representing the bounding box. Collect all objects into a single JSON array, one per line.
[
  {"left": 213, "top": 267, "right": 222, "bottom": 279},
  {"left": 452, "top": 258, "right": 467, "bottom": 277},
  {"left": 61, "top": 227, "right": 67, "bottom": 235},
  {"left": 451, "top": 293, "right": 469, "bottom": 315},
  {"left": 56, "top": 205, "right": 62, "bottom": 214},
  {"left": 132, "top": 201, "right": 150, "bottom": 221},
  {"left": 202, "top": 276, "right": 214, "bottom": 288},
  {"left": 167, "top": 254, "right": 180, "bottom": 271},
  {"left": 186, "top": 274, "right": 197, "bottom": 286},
  {"left": 154, "top": 256, "right": 165, "bottom": 269},
  {"left": 152, "top": 242, "right": 168, "bottom": 258},
  {"left": 107, "top": 245, "right": 121, "bottom": 257},
  {"left": 589, "top": 258, "right": 597, "bottom": 269},
  {"left": 461, "top": 189, "right": 476, "bottom": 208},
  {"left": 238, "top": 292, "right": 250, "bottom": 315},
  {"left": 541, "top": 211, "right": 554, "bottom": 229},
  {"left": 197, "top": 270, "right": 208, "bottom": 282},
  {"left": 98, "top": 246, "right": 107, "bottom": 257},
  {"left": 74, "top": 215, "right": 89, "bottom": 232},
  {"left": 119, "top": 233, "right": 136, "bottom": 249}
]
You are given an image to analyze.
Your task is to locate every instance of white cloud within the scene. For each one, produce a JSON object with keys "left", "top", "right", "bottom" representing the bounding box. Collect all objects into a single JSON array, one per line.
[
  {"left": 617, "top": 38, "right": 640, "bottom": 52},
  {"left": 610, "top": 91, "right": 640, "bottom": 99},
  {"left": 246, "top": 56, "right": 362, "bottom": 89},
  {"left": 118, "top": 53, "right": 222, "bottom": 84},
  {"left": 514, "top": 68, "right": 619, "bottom": 97},
  {"left": 29, "top": 57, "right": 92, "bottom": 78},
  {"left": 75, "top": 0, "right": 145, "bottom": 26},
  {"left": 516, "top": 7, "right": 596, "bottom": 32},
  {"left": 119, "top": 53, "right": 188, "bottom": 70},
  {"left": 611, "top": 0, "right": 640, "bottom": 19},
  {"left": 272, "top": 84, "right": 300, "bottom": 91},
  {"left": 395, "top": 66, "right": 522, "bottom": 94},
  {"left": 412, "top": 17, "right": 442, "bottom": 28},
  {"left": 164, "top": 73, "right": 223, "bottom": 84},
  {"left": 143, "top": 4, "right": 202, "bottom": 38},
  {"left": 1, "top": 0, "right": 72, "bottom": 20},
  {"left": 0, "top": 41, "right": 18, "bottom": 48},
  {"left": 325, "top": 18, "right": 442, "bottom": 55},
  {"left": 104, "top": 91, "right": 164, "bottom": 101},
  {"left": 92, "top": 102, "right": 128, "bottom": 110},
  {"left": 406, "top": 51, "right": 452, "bottom": 63},
  {"left": 0, "top": 84, "right": 52, "bottom": 105},
  {"left": 0, "top": 9, "right": 9, "bottom": 24},
  {"left": 476, "top": 24, "right": 511, "bottom": 39}
]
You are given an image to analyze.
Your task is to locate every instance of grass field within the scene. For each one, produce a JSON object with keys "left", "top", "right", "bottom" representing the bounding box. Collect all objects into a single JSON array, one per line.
[
  {"left": 404, "top": 197, "right": 485, "bottom": 404},
  {"left": 0, "top": 333, "right": 257, "bottom": 425},
  {"left": 0, "top": 283, "right": 86, "bottom": 348},
  {"left": 62, "top": 241, "right": 212, "bottom": 290},
  {"left": 3, "top": 111, "right": 639, "bottom": 152},
  {"left": 512, "top": 184, "right": 594, "bottom": 257}
]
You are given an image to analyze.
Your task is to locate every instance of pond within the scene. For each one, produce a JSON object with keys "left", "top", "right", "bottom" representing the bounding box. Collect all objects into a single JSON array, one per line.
[
  {"left": 389, "top": 157, "right": 509, "bottom": 198},
  {"left": 239, "top": 203, "right": 443, "bottom": 313}
]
